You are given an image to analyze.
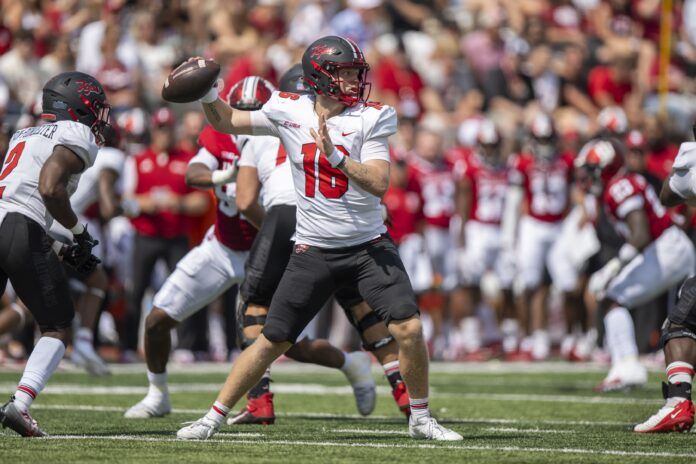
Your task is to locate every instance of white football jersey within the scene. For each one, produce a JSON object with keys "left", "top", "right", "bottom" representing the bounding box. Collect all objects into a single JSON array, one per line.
[
  {"left": 238, "top": 135, "right": 295, "bottom": 210},
  {"left": 70, "top": 146, "right": 126, "bottom": 215},
  {"left": 0, "top": 120, "right": 99, "bottom": 230},
  {"left": 251, "top": 92, "right": 396, "bottom": 248}
]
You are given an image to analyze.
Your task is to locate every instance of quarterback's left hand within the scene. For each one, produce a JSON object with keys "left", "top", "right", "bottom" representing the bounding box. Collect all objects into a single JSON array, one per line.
[
  {"left": 588, "top": 257, "right": 622, "bottom": 297},
  {"left": 310, "top": 113, "right": 335, "bottom": 156}
]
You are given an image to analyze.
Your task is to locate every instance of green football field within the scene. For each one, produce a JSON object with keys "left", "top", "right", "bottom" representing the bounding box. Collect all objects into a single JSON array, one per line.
[{"left": 0, "top": 361, "right": 693, "bottom": 463}]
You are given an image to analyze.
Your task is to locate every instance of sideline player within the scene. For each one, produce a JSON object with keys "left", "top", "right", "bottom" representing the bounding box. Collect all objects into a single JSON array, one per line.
[
  {"left": 634, "top": 138, "right": 696, "bottom": 432},
  {"left": 503, "top": 113, "right": 574, "bottom": 360},
  {"left": 232, "top": 66, "right": 409, "bottom": 424},
  {"left": 0, "top": 72, "right": 108, "bottom": 436},
  {"left": 450, "top": 120, "right": 515, "bottom": 359},
  {"left": 576, "top": 139, "right": 695, "bottom": 392},
  {"left": 175, "top": 36, "right": 462, "bottom": 441}
]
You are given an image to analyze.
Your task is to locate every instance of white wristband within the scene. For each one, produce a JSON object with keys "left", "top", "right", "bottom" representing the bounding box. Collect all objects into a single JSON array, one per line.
[
  {"left": 326, "top": 148, "right": 345, "bottom": 168},
  {"left": 211, "top": 168, "right": 235, "bottom": 186},
  {"left": 618, "top": 243, "right": 639, "bottom": 264},
  {"left": 70, "top": 223, "right": 85, "bottom": 235},
  {"left": 200, "top": 86, "right": 219, "bottom": 104}
]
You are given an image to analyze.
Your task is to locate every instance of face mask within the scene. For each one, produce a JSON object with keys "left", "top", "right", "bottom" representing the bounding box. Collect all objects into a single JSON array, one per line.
[{"left": 535, "top": 142, "right": 555, "bottom": 160}]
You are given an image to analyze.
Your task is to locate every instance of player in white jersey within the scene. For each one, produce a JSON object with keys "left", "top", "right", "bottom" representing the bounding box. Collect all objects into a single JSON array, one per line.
[
  {"left": 175, "top": 36, "right": 461, "bottom": 441},
  {"left": 0, "top": 72, "right": 110, "bottom": 436},
  {"left": 231, "top": 69, "right": 410, "bottom": 424}
]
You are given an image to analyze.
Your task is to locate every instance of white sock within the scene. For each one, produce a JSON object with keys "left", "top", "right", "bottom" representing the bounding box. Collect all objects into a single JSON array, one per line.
[
  {"left": 74, "top": 327, "right": 93, "bottom": 350},
  {"left": 666, "top": 362, "right": 694, "bottom": 386},
  {"left": 410, "top": 397, "right": 430, "bottom": 420},
  {"left": 14, "top": 336, "right": 65, "bottom": 412},
  {"left": 204, "top": 401, "right": 230, "bottom": 426},
  {"left": 147, "top": 370, "right": 169, "bottom": 399},
  {"left": 604, "top": 306, "right": 638, "bottom": 364}
]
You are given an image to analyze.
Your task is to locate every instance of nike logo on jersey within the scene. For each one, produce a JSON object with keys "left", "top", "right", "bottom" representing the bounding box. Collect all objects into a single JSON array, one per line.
[{"left": 342, "top": 131, "right": 356, "bottom": 137}]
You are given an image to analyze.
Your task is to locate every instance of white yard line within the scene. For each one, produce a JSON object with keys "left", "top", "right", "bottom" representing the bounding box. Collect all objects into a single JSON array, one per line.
[
  {"left": 0, "top": 361, "right": 662, "bottom": 375},
  {"left": 2, "top": 382, "right": 662, "bottom": 405},
  {"left": 25, "top": 434, "right": 696, "bottom": 459},
  {"left": 483, "top": 427, "right": 573, "bottom": 434},
  {"left": 29, "top": 403, "right": 634, "bottom": 427}
]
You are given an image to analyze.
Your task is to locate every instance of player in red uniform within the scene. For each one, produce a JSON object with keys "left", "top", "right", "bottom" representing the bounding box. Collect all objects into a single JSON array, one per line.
[
  {"left": 577, "top": 139, "right": 695, "bottom": 392},
  {"left": 503, "top": 113, "right": 574, "bottom": 360},
  {"left": 450, "top": 120, "right": 515, "bottom": 358}
]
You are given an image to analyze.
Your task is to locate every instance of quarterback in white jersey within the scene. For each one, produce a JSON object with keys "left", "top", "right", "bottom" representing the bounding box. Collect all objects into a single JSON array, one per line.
[
  {"left": 0, "top": 71, "right": 110, "bottom": 437},
  {"left": 175, "top": 36, "right": 461, "bottom": 442}
]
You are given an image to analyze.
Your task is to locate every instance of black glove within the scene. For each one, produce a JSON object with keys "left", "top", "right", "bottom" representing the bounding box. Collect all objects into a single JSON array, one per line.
[{"left": 63, "top": 225, "right": 101, "bottom": 276}]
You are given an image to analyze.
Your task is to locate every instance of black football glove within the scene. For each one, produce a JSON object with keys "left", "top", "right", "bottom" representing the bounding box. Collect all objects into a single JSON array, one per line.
[{"left": 63, "top": 225, "right": 101, "bottom": 276}]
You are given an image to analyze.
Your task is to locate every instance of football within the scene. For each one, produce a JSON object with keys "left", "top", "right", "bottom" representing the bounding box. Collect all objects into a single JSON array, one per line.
[{"left": 161, "top": 58, "right": 221, "bottom": 103}]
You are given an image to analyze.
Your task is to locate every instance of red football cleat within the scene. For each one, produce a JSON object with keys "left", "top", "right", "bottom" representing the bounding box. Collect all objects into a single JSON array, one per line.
[
  {"left": 392, "top": 382, "right": 410, "bottom": 417},
  {"left": 227, "top": 392, "right": 275, "bottom": 425},
  {"left": 634, "top": 399, "right": 694, "bottom": 433}
]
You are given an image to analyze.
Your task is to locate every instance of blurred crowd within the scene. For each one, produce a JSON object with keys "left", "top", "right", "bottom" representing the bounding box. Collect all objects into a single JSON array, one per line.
[{"left": 0, "top": 0, "right": 695, "bottom": 366}]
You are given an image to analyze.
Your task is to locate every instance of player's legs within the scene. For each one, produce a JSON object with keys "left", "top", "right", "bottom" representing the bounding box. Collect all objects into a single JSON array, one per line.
[
  {"left": 0, "top": 213, "right": 74, "bottom": 437},
  {"left": 598, "top": 227, "right": 695, "bottom": 392},
  {"left": 353, "top": 237, "right": 462, "bottom": 440},
  {"left": 177, "top": 246, "right": 336, "bottom": 439},
  {"left": 337, "top": 290, "right": 409, "bottom": 415},
  {"left": 124, "top": 234, "right": 166, "bottom": 354},
  {"left": 71, "top": 266, "right": 111, "bottom": 376},
  {"left": 515, "top": 217, "right": 555, "bottom": 360},
  {"left": 125, "top": 240, "right": 245, "bottom": 418},
  {"left": 635, "top": 276, "right": 696, "bottom": 432}
]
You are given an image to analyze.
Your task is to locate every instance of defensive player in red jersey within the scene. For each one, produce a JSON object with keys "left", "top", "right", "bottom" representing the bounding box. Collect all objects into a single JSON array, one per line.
[
  {"left": 450, "top": 120, "right": 515, "bottom": 359},
  {"left": 503, "top": 112, "right": 575, "bottom": 360},
  {"left": 407, "top": 119, "right": 457, "bottom": 356},
  {"left": 176, "top": 36, "right": 461, "bottom": 441},
  {"left": 634, "top": 139, "right": 696, "bottom": 432},
  {"left": 576, "top": 139, "right": 695, "bottom": 393}
]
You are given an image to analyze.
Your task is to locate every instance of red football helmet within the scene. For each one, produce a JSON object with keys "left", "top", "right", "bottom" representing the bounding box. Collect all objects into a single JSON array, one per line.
[{"left": 227, "top": 76, "right": 275, "bottom": 111}]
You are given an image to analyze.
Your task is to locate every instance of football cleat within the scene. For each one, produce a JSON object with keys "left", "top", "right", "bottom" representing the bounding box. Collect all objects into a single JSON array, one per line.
[
  {"left": 392, "top": 382, "right": 411, "bottom": 416},
  {"left": 342, "top": 351, "right": 376, "bottom": 416},
  {"left": 227, "top": 392, "right": 275, "bottom": 425},
  {"left": 634, "top": 398, "right": 694, "bottom": 433},
  {"left": 176, "top": 416, "right": 219, "bottom": 440},
  {"left": 594, "top": 360, "right": 647, "bottom": 393},
  {"left": 124, "top": 395, "right": 171, "bottom": 418},
  {"left": 408, "top": 415, "right": 463, "bottom": 441},
  {"left": 0, "top": 397, "right": 46, "bottom": 437},
  {"left": 71, "top": 340, "right": 111, "bottom": 377}
]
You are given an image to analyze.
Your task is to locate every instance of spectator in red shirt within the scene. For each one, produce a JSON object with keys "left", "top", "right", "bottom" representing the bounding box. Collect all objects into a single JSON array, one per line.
[
  {"left": 122, "top": 108, "right": 210, "bottom": 357},
  {"left": 587, "top": 53, "right": 636, "bottom": 107}
]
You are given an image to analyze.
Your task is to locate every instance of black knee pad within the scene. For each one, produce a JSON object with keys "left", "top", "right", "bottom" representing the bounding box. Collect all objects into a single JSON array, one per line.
[
  {"left": 660, "top": 318, "right": 696, "bottom": 348},
  {"left": 348, "top": 309, "right": 395, "bottom": 351},
  {"left": 235, "top": 297, "right": 268, "bottom": 349}
]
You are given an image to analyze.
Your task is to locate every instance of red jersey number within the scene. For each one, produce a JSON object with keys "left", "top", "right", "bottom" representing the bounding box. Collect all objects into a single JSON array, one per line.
[
  {"left": 0, "top": 141, "right": 26, "bottom": 199},
  {"left": 302, "top": 143, "right": 349, "bottom": 199}
]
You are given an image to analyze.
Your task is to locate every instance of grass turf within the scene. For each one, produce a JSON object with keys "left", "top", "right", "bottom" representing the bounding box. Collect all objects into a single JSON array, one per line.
[{"left": 0, "top": 362, "right": 693, "bottom": 463}]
